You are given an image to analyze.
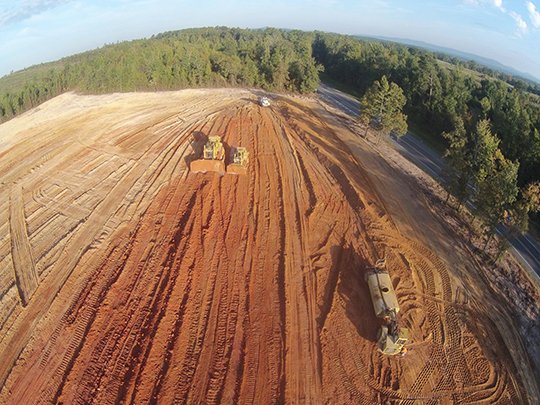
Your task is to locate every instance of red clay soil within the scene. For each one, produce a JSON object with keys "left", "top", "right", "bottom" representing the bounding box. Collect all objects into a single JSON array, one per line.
[{"left": 0, "top": 89, "right": 533, "bottom": 404}]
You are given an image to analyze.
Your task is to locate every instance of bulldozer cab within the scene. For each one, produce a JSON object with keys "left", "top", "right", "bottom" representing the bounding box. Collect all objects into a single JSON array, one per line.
[
  {"left": 377, "top": 325, "right": 409, "bottom": 356},
  {"left": 232, "top": 147, "right": 248, "bottom": 165},
  {"left": 226, "top": 146, "right": 249, "bottom": 175},
  {"left": 203, "top": 136, "right": 224, "bottom": 160}
]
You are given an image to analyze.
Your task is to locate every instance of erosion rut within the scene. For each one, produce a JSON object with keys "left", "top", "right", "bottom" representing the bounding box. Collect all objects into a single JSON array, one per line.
[{"left": 0, "top": 89, "right": 533, "bottom": 404}]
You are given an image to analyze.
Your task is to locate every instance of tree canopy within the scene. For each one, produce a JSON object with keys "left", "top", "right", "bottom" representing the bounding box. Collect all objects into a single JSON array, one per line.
[
  {"left": 442, "top": 117, "right": 471, "bottom": 208},
  {"left": 0, "top": 27, "right": 322, "bottom": 123},
  {"left": 475, "top": 149, "right": 519, "bottom": 238},
  {"left": 359, "top": 75, "right": 407, "bottom": 138},
  {"left": 312, "top": 32, "right": 540, "bottom": 191}
]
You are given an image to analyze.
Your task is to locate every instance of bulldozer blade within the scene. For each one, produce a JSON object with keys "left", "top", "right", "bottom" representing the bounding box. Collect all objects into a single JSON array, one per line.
[
  {"left": 226, "top": 164, "right": 247, "bottom": 175},
  {"left": 190, "top": 159, "right": 225, "bottom": 174}
]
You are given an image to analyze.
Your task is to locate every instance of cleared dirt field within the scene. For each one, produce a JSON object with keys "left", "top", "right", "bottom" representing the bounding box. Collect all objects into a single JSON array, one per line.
[{"left": 0, "top": 88, "right": 537, "bottom": 404}]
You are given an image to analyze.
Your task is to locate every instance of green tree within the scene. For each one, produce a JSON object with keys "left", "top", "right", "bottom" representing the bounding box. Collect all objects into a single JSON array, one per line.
[
  {"left": 479, "top": 97, "right": 491, "bottom": 118},
  {"left": 519, "top": 128, "right": 540, "bottom": 185},
  {"left": 442, "top": 117, "right": 472, "bottom": 209},
  {"left": 287, "top": 59, "right": 322, "bottom": 93},
  {"left": 508, "top": 181, "right": 540, "bottom": 234},
  {"left": 359, "top": 75, "right": 408, "bottom": 139},
  {"left": 470, "top": 119, "right": 500, "bottom": 189},
  {"left": 475, "top": 149, "right": 519, "bottom": 247},
  {"left": 0, "top": 27, "right": 324, "bottom": 123}
]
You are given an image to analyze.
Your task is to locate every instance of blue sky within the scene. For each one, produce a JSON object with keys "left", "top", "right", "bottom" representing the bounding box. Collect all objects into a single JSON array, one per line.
[{"left": 1, "top": 0, "right": 540, "bottom": 80}]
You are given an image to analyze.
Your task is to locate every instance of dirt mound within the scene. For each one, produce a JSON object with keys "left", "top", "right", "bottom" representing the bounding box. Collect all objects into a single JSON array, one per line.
[{"left": 0, "top": 89, "right": 534, "bottom": 404}]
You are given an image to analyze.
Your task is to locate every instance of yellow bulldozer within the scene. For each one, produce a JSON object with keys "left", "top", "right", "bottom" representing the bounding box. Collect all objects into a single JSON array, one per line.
[
  {"left": 226, "top": 147, "right": 249, "bottom": 175},
  {"left": 203, "top": 136, "right": 225, "bottom": 160},
  {"left": 190, "top": 136, "right": 226, "bottom": 174},
  {"left": 365, "top": 259, "right": 409, "bottom": 356}
]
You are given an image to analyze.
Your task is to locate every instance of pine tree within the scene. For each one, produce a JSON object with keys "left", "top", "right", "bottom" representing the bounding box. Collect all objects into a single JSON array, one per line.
[
  {"left": 475, "top": 149, "right": 519, "bottom": 247},
  {"left": 508, "top": 181, "right": 540, "bottom": 234},
  {"left": 359, "top": 75, "right": 407, "bottom": 139},
  {"left": 470, "top": 119, "right": 500, "bottom": 190},
  {"left": 442, "top": 117, "right": 471, "bottom": 209}
]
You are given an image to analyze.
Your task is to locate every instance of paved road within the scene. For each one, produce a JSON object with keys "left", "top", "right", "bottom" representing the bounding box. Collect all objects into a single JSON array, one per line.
[{"left": 318, "top": 84, "right": 540, "bottom": 278}]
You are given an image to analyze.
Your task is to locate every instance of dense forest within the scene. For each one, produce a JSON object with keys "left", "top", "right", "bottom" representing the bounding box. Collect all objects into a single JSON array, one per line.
[
  {"left": 426, "top": 52, "right": 540, "bottom": 96},
  {"left": 1, "top": 27, "right": 539, "bottom": 236},
  {"left": 312, "top": 32, "right": 540, "bottom": 237},
  {"left": 0, "top": 27, "right": 321, "bottom": 122},
  {"left": 312, "top": 33, "right": 540, "bottom": 184}
]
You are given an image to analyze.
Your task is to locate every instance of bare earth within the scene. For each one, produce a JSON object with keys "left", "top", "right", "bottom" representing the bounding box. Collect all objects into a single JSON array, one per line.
[{"left": 0, "top": 89, "right": 537, "bottom": 404}]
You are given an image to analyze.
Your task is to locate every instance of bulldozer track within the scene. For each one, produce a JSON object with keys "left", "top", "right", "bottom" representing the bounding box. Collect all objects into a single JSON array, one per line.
[{"left": 9, "top": 184, "right": 39, "bottom": 306}]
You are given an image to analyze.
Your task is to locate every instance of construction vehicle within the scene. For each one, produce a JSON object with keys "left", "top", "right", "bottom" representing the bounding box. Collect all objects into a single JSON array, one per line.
[
  {"left": 259, "top": 96, "right": 270, "bottom": 107},
  {"left": 190, "top": 136, "right": 226, "bottom": 174},
  {"left": 203, "top": 136, "right": 225, "bottom": 160},
  {"left": 226, "top": 147, "right": 249, "bottom": 175},
  {"left": 365, "top": 259, "right": 409, "bottom": 355}
]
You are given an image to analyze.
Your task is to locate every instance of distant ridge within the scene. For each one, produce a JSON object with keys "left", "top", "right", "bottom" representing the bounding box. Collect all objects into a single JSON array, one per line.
[{"left": 357, "top": 35, "right": 540, "bottom": 84}]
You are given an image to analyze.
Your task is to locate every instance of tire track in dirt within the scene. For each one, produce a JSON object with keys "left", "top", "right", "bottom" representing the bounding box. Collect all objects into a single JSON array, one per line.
[
  {"left": 9, "top": 183, "right": 38, "bottom": 306},
  {"left": 0, "top": 99, "right": 235, "bottom": 400},
  {"left": 395, "top": 238, "right": 520, "bottom": 403},
  {"left": 0, "top": 92, "right": 240, "bottom": 392},
  {"left": 0, "top": 90, "right": 532, "bottom": 404},
  {"left": 267, "top": 107, "right": 324, "bottom": 402},
  {"left": 20, "top": 100, "right": 243, "bottom": 400}
]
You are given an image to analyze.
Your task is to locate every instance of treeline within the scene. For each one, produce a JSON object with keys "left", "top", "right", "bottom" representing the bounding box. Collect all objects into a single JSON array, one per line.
[
  {"left": 434, "top": 53, "right": 540, "bottom": 97},
  {"left": 0, "top": 27, "right": 321, "bottom": 122},
  {"left": 443, "top": 118, "right": 538, "bottom": 247},
  {"left": 312, "top": 32, "right": 540, "bottom": 240},
  {"left": 1, "top": 26, "right": 539, "bottom": 244},
  {"left": 312, "top": 32, "right": 540, "bottom": 188}
]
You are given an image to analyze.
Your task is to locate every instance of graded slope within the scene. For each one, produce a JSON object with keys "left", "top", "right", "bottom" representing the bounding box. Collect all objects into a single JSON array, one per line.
[{"left": 0, "top": 89, "right": 532, "bottom": 404}]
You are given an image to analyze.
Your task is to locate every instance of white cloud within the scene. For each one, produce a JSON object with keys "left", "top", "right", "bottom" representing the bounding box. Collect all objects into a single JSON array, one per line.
[
  {"left": 463, "top": 0, "right": 533, "bottom": 35},
  {"left": 492, "top": 0, "right": 504, "bottom": 11},
  {"left": 527, "top": 1, "right": 540, "bottom": 28},
  {"left": 509, "top": 11, "right": 528, "bottom": 34},
  {"left": 0, "top": 0, "right": 71, "bottom": 27},
  {"left": 463, "top": 0, "right": 505, "bottom": 11}
]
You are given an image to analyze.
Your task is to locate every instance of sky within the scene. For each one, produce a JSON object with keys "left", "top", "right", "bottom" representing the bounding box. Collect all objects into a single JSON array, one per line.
[{"left": 1, "top": 0, "right": 540, "bottom": 80}]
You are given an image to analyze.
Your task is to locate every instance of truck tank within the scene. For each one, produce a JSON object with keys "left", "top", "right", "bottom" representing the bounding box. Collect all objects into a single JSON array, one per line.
[
  {"left": 365, "top": 269, "right": 400, "bottom": 319},
  {"left": 364, "top": 259, "right": 409, "bottom": 355}
]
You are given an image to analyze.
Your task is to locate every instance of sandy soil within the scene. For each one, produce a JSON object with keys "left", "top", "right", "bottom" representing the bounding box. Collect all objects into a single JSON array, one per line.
[{"left": 0, "top": 88, "right": 536, "bottom": 404}]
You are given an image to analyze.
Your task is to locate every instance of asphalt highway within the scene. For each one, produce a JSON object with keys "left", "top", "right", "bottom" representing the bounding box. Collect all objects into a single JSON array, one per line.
[{"left": 318, "top": 84, "right": 540, "bottom": 278}]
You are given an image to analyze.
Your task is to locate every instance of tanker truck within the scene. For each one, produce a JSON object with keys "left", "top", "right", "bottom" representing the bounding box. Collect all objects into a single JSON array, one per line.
[{"left": 365, "top": 259, "right": 409, "bottom": 355}]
